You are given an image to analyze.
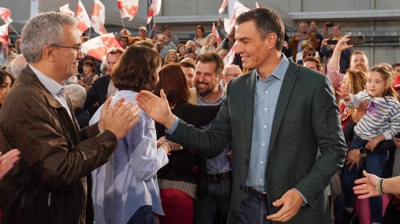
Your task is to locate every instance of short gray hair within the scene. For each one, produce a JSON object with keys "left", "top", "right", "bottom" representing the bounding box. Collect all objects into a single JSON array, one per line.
[
  {"left": 222, "top": 64, "right": 242, "bottom": 76},
  {"left": 65, "top": 84, "right": 87, "bottom": 108},
  {"left": 21, "top": 12, "right": 77, "bottom": 63}
]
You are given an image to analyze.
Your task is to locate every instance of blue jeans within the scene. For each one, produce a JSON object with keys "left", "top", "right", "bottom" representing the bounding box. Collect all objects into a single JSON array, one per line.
[
  {"left": 127, "top": 205, "right": 154, "bottom": 224},
  {"left": 343, "top": 135, "right": 388, "bottom": 222},
  {"left": 236, "top": 191, "right": 272, "bottom": 224},
  {"left": 193, "top": 177, "right": 232, "bottom": 224}
]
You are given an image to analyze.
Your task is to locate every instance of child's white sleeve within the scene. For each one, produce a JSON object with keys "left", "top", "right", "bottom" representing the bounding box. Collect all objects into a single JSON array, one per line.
[{"left": 342, "top": 91, "right": 369, "bottom": 109}]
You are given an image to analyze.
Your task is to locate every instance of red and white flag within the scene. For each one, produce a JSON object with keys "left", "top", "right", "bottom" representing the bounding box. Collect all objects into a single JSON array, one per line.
[
  {"left": 211, "top": 23, "right": 221, "bottom": 42},
  {"left": 0, "top": 24, "right": 8, "bottom": 45},
  {"left": 60, "top": 4, "right": 75, "bottom": 17},
  {"left": 76, "top": 0, "right": 91, "bottom": 36},
  {"left": 117, "top": 0, "right": 139, "bottom": 21},
  {"left": 91, "top": 0, "right": 108, "bottom": 35},
  {"left": 0, "top": 7, "right": 13, "bottom": 24},
  {"left": 223, "top": 2, "right": 250, "bottom": 34},
  {"left": 81, "top": 33, "right": 123, "bottom": 61},
  {"left": 218, "top": 0, "right": 229, "bottom": 14},
  {"left": 255, "top": 2, "right": 262, "bottom": 8},
  {"left": 147, "top": 0, "right": 162, "bottom": 24},
  {"left": 223, "top": 40, "right": 237, "bottom": 67}
]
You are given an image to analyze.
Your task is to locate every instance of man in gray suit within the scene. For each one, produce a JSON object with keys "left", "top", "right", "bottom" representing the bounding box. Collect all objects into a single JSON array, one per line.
[{"left": 136, "top": 8, "right": 346, "bottom": 224}]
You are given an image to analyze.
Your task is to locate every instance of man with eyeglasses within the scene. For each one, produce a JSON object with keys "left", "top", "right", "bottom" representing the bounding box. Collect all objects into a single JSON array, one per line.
[
  {"left": 0, "top": 12, "right": 140, "bottom": 224},
  {"left": 221, "top": 64, "right": 242, "bottom": 88}
]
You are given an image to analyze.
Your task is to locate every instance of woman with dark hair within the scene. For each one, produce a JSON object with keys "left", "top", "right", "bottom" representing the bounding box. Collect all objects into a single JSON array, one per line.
[
  {"left": 80, "top": 60, "right": 98, "bottom": 90},
  {"left": 90, "top": 46, "right": 175, "bottom": 224},
  {"left": 193, "top": 25, "right": 206, "bottom": 55},
  {"left": 154, "top": 64, "right": 221, "bottom": 224},
  {"left": 0, "top": 69, "right": 14, "bottom": 108}
]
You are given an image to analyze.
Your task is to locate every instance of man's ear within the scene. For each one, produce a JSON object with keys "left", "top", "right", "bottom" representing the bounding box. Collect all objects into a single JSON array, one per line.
[
  {"left": 43, "top": 45, "right": 55, "bottom": 62},
  {"left": 265, "top": 33, "right": 277, "bottom": 50}
]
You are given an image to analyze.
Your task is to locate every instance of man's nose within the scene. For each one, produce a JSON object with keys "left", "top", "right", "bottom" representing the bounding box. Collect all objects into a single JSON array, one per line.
[{"left": 76, "top": 51, "right": 84, "bottom": 60}]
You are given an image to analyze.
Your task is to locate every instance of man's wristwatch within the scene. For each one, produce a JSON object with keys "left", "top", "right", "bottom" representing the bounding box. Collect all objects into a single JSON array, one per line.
[{"left": 358, "top": 147, "right": 367, "bottom": 158}]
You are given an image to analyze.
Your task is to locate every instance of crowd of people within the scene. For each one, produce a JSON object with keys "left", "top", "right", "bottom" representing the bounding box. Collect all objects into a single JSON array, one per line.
[{"left": 0, "top": 6, "right": 400, "bottom": 224}]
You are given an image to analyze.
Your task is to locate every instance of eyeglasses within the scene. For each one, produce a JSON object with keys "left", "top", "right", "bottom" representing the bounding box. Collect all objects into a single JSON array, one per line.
[{"left": 51, "top": 44, "right": 82, "bottom": 52}]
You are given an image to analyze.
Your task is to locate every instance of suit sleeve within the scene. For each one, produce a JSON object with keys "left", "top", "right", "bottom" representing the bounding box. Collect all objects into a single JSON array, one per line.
[
  {"left": 166, "top": 91, "right": 232, "bottom": 159},
  {"left": 293, "top": 75, "right": 347, "bottom": 209}
]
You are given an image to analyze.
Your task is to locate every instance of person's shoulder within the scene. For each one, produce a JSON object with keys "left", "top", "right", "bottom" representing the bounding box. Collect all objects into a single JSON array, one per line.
[{"left": 92, "top": 75, "right": 110, "bottom": 85}]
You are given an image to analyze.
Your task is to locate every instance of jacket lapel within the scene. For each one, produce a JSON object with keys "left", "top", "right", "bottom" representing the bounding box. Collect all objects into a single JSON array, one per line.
[
  {"left": 20, "top": 66, "right": 64, "bottom": 109},
  {"left": 268, "top": 62, "right": 299, "bottom": 156},
  {"left": 244, "top": 70, "right": 257, "bottom": 153}
]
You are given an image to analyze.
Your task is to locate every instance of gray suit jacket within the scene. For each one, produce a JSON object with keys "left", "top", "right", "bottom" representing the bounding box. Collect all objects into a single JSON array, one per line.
[{"left": 167, "top": 62, "right": 347, "bottom": 224}]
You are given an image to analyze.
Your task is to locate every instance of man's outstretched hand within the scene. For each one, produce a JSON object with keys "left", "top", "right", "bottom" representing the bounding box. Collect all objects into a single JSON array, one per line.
[{"left": 136, "top": 89, "right": 176, "bottom": 129}]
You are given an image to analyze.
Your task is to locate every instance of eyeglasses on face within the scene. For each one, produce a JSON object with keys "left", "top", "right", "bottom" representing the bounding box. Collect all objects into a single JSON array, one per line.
[{"left": 50, "top": 44, "right": 82, "bottom": 52}]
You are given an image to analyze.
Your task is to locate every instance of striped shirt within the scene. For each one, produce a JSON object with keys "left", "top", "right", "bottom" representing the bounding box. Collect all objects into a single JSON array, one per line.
[{"left": 343, "top": 91, "right": 400, "bottom": 140}]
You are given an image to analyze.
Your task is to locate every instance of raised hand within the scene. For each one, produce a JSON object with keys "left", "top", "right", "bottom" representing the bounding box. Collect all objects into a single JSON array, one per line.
[
  {"left": 136, "top": 89, "right": 176, "bottom": 129},
  {"left": 334, "top": 35, "right": 353, "bottom": 52},
  {"left": 336, "top": 84, "right": 351, "bottom": 102}
]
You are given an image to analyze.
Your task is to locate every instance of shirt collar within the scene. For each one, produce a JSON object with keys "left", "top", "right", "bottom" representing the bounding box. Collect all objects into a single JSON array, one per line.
[
  {"left": 256, "top": 54, "right": 289, "bottom": 81},
  {"left": 198, "top": 85, "right": 225, "bottom": 104},
  {"left": 28, "top": 64, "right": 65, "bottom": 96},
  {"left": 115, "top": 90, "right": 137, "bottom": 98}
]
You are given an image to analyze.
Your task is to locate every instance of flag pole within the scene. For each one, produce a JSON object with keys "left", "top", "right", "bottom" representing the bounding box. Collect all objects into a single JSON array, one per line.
[
  {"left": 120, "top": 17, "right": 125, "bottom": 30},
  {"left": 147, "top": 0, "right": 152, "bottom": 35},
  {"left": 9, "top": 25, "right": 20, "bottom": 36},
  {"left": 5, "top": 45, "right": 8, "bottom": 63}
]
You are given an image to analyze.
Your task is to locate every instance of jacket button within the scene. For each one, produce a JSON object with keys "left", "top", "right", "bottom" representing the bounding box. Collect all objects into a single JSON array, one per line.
[
  {"left": 239, "top": 185, "right": 243, "bottom": 189},
  {"left": 245, "top": 159, "right": 249, "bottom": 164}
]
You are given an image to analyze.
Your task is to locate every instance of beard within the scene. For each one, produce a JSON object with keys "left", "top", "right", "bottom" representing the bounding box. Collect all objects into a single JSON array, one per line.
[{"left": 196, "top": 82, "right": 214, "bottom": 97}]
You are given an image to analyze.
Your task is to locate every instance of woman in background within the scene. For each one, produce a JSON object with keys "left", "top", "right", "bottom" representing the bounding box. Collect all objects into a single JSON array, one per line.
[
  {"left": 193, "top": 25, "right": 206, "bottom": 55},
  {"left": 0, "top": 69, "right": 14, "bottom": 109},
  {"left": 154, "top": 64, "right": 220, "bottom": 224}
]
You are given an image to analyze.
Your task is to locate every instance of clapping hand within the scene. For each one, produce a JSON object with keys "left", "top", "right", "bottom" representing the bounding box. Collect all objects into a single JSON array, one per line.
[{"left": 0, "top": 149, "right": 20, "bottom": 180}]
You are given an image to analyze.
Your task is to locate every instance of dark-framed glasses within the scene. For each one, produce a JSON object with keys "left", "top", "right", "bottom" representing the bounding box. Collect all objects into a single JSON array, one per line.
[{"left": 50, "top": 44, "right": 82, "bottom": 52}]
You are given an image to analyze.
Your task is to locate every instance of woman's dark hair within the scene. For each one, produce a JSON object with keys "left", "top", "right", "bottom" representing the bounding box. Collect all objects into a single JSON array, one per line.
[
  {"left": 0, "top": 69, "right": 14, "bottom": 108},
  {"left": 112, "top": 45, "right": 162, "bottom": 92},
  {"left": 154, "top": 64, "right": 189, "bottom": 107},
  {"left": 195, "top": 25, "right": 205, "bottom": 39},
  {"left": 0, "top": 69, "right": 15, "bottom": 86},
  {"left": 83, "top": 60, "right": 95, "bottom": 73}
]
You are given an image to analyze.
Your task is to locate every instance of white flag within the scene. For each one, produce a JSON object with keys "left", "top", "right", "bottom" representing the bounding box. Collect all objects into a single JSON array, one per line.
[
  {"left": 147, "top": 0, "right": 162, "bottom": 24},
  {"left": 218, "top": 0, "right": 229, "bottom": 14},
  {"left": 91, "top": 0, "right": 108, "bottom": 35},
  {"left": 0, "top": 7, "right": 13, "bottom": 24},
  {"left": 224, "top": 2, "right": 250, "bottom": 34},
  {"left": 60, "top": 4, "right": 75, "bottom": 17},
  {"left": 76, "top": 0, "right": 91, "bottom": 35},
  {"left": 117, "top": 0, "right": 139, "bottom": 21}
]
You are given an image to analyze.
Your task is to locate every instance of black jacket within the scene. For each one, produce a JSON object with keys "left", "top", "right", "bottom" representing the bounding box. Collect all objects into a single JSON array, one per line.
[{"left": 84, "top": 75, "right": 110, "bottom": 110}]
